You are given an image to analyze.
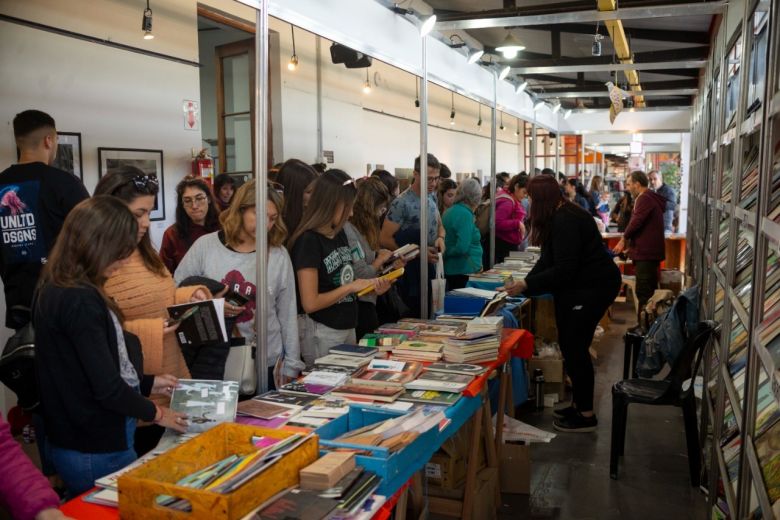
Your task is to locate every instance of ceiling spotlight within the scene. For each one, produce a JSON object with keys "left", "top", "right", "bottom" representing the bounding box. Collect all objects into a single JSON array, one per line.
[
  {"left": 420, "top": 14, "right": 437, "bottom": 37},
  {"left": 450, "top": 92, "right": 456, "bottom": 125},
  {"left": 362, "top": 70, "right": 371, "bottom": 94},
  {"left": 552, "top": 101, "right": 562, "bottom": 113},
  {"left": 477, "top": 105, "right": 482, "bottom": 130},
  {"left": 142, "top": 0, "right": 154, "bottom": 40},
  {"left": 499, "top": 112, "right": 504, "bottom": 131},
  {"left": 467, "top": 48, "right": 485, "bottom": 64},
  {"left": 288, "top": 26, "right": 298, "bottom": 71},
  {"left": 495, "top": 32, "right": 525, "bottom": 59},
  {"left": 564, "top": 109, "right": 572, "bottom": 119},
  {"left": 515, "top": 80, "right": 528, "bottom": 94},
  {"left": 498, "top": 66, "right": 510, "bottom": 81},
  {"left": 533, "top": 100, "right": 545, "bottom": 111},
  {"left": 448, "top": 35, "right": 466, "bottom": 49},
  {"left": 415, "top": 79, "right": 419, "bottom": 107}
]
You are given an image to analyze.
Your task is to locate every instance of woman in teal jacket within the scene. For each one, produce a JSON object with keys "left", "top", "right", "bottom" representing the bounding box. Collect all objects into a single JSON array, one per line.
[{"left": 442, "top": 178, "right": 483, "bottom": 290}]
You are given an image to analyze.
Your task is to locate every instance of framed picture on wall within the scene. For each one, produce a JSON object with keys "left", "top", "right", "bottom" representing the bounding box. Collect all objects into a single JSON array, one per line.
[
  {"left": 98, "top": 147, "right": 165, "bottom": 221},
  {"left": 16, "top": 131, "right": 84, "bottom": 180}
]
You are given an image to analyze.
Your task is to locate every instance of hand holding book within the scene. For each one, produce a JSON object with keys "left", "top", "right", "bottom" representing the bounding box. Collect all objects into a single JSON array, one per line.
[
  {"left": 154, "top": 406, "right": 189, "bottom": 433},
  {"left": 152, "top": 374, "right": 179, "bottom": 396}
]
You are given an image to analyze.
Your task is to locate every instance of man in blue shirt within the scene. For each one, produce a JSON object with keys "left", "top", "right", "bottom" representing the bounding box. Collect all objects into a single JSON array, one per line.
[
  {"left": 380, "top": 154, "right": 446, "bottom": 317},
  {"left": 648, "top": 170, "right": 676, "bottom": 233}
]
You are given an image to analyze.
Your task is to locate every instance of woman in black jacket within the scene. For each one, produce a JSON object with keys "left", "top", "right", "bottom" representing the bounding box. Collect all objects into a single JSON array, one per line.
[
  {"left": 34, "top": 196, "right": 187, "bottom": 497},
  {"left": 501, "top": 175, "right": 621, "bottom": 432}
]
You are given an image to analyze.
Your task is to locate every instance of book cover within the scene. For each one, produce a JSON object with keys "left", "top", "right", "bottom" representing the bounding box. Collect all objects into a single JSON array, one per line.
[
  {"left": 394, "top": 340, "right": 444, "bottom": 352},
  {"left": 398, "top": 389, "right": 462, "bottom": 406},
  {"left": 359, "top": 333, "right": 407, "bottom": 347},
  {"left": 329, "top": 344, "right": 379, "bottom": 358},
  {"left": 314, "top": 354, "right": 372, "bottom": 368},
  {"left": 426, "top": 362, "right": 488, "bottom": 376},
  {"left": 302, "top": 371, "right": 349, "bottom": 387},
  {"left": 351, "top": 369, "right": 415, "bottom": 388},
  {"left": 256, "top": 488, "right": 339, "bottom": 520},
  {"left": 756, "top": 419, "right": 780, "bottom": 505},
  {"left": 169, "top": 379, "right": 239, "bottom": 433},
  {"left": 330, "top": 384, "right": 403, "bottom": 402},
  {"left": 237, "top": 399, "right": 297, "bottom": 420},
  {"left": 255, "top": 391, "right": 320, "bottom": 407},
  {"left": 278, "top": 380, "right": 335, "bottom": 396},
  {"left": 168, "top": 299, "right": 228, "bottom": 348}
]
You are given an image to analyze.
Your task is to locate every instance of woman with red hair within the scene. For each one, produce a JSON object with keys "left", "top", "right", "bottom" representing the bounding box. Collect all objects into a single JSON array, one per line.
[{"left": 501, "top": 175, "right": 620, "bottom": 433}]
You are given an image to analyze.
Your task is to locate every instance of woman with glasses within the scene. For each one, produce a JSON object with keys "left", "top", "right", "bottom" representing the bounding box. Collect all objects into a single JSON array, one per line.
[
  {"left": 290, "top": 170, "right": 391, "bottom": 366},
  {"left": 343, "top": 177, "right": 396, "bottom": 340},
  {"left": 95, "top": 167, "right": 210, "bottom": 454},
  {"left": 34, "top": 197, "right": 188, "bottom": 497},
  {"left": 159, "top": 176, "right": 221, "bottom": 274}
]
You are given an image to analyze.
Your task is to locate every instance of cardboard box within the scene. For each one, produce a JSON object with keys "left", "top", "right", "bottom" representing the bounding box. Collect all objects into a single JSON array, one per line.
[
  {"left": 532, "top": 297, "right": 558, "bottom": 341},
  {"left": 499, "top": 442, "right": 530, "bottom": 494},
  {"left": 426, "top": 420, "right": 485, "bottom": 490},
  {"left": 527, "top": 356, "right": 564, "bottom": 383},
  {"left": 428, "top": 467, "right": 499, "bottom": 518},
  {"left": 660, "top": 269, "right": 683, "bottom": 295}
]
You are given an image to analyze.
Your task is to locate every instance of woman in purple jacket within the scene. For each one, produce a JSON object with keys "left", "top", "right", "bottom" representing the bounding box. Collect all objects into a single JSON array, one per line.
[
  {"left": 0, "top": 413, "right": 68, "bottom": 520},
  {"left": 494, "top": 173, "right": 528, "bottom": 263}
]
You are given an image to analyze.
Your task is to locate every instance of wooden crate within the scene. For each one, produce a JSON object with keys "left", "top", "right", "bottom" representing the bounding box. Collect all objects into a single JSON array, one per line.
[{"left": 118, "top": 423, "right": 318, "bottom": 519}]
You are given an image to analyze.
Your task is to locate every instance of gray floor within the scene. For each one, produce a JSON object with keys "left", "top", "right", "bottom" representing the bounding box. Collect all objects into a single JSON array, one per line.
[{"left": 496, "top": 302, "right": 708, "bottom": 519}]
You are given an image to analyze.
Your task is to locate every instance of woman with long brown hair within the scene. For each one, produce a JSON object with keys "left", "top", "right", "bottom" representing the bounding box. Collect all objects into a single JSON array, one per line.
[
  {"left": 290, "top": 170, "right": 390, "bottom": 366},
  {"left": 34, "top": 196, "right": 187, "bottom": 497},
  {"left": 500, "top": 175, "right": 620, "bottom": 433},
  {"left": 160, "top": 176, "right": 221, "bottom": 274},
  {"left": 344, "top": 177, "right": 395, "bottom": 339},
  {"left": 95, "top": 166, "right": 209, "bottom": 454},
  {"left": 276, "top": 159, "right": 319, "bottom": 247}
]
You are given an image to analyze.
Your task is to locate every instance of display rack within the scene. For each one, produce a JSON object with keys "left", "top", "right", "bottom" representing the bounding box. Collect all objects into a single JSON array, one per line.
[{"left": 687, "top": 0, "right": 778, "bottom": 517}]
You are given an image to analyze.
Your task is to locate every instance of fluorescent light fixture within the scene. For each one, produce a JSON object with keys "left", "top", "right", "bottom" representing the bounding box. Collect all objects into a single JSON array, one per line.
[
  {"left": 495, "top": 32, "right": 525, "bottom": 59},
  {"left": 498, "top": 66, "right": 510, "bottom": 81},
  {"left": 533, "top": 100, "right": 545, "bottom": 111},
  {"left": 515, "top": 81, "right": 528, "bottom": 94},
  {"left": 467, "top": 49, "right": 484, "bottom": 64},
  {"left": 420, "top": 15, "right": 436, "bottom": 37},
  {"left": 564, "top": 109, "right": 572, "bottom": 119}
]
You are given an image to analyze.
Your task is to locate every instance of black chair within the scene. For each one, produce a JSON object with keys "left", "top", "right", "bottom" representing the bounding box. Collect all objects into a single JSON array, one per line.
[
  {"left": 622, "top": 331, "right": 643, "bottom": 379},
  {"left": 610, "top": 320, "right": 716, "bottom": 483}
]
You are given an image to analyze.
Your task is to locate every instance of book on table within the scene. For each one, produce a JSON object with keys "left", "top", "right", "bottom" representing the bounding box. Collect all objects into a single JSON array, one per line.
[
  {"left": 328, "top": 344, "right": 379, "bottom": 358},
  {"left": 278, "top": 380, "right": 339, "bottom": 397},
  {"left": 237, "top": 399, "right": 300, "bottom": 420},
  {"left": 404, "top": 371, "right": 473, "bottom": 393},
  {"left": 255, "top": 390, "right": 320, "bottom": 407},
  {"left": 329, "top": 383, "right": 403, "bottom": 403},
  {"left": 426, "top": 362, "right": 488, "bottom": 376},
  {"left": 314, "top": 353, "right": 373, "bottom": 369},
  {"left": 167, "top": 298, "right": 228, "bottom": 347},
  {"left": 169, "top": 379, "right": 239, "bottom": 432},
  {"left": 398, "top": 389, "right": 462, "bottom": 406},
  {"left": 359, "top": 333, "right": 408, "bottom": 349}
]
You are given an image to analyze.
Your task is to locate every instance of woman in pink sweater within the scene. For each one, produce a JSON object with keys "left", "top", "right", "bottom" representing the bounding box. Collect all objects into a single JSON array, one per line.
[
  {"left": 0, "top": 413, "right": 67, "bottom": 520},
  {"left": 494, "top": 173, "right": 528, "bottom": 263}
]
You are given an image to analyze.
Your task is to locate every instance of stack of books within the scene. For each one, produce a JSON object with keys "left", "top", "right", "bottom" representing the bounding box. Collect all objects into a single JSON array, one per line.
[
  {"left": 442, "top": 332, "right": 500, "bottom": 363},
  {"left": 312, "top": 353, "right": 373, "bottom": 376},
  {"left": 349, "top": 360, "right": 423, "bottom": 388},
  {"left": 278, "top": 371, "right": 349, "bottom": 397},
  {"left": 359, "top": 333, "right": 408, "bottom": 352},
  {"left": 299, "top": 452, "right": 356, "bottom": 490},
  {"left": 466, "top": 315, "right": 503, "bottom": 335},
  {"left": 404, "top": 371, "right": 473, "bottom": 393},
  {"left": 391, "top": 340, "right": 444, "bottom": 362}
]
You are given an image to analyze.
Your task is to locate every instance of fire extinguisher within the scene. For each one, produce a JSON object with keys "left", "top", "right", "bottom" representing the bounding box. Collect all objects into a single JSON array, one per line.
[{"left": 191, "top": 149, "right": 214, "bottom": 185}]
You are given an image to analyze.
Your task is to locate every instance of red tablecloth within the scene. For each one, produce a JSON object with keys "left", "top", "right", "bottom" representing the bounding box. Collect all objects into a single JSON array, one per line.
[{"left": 462, "top": 328, "right": 534, "bottom": 398}]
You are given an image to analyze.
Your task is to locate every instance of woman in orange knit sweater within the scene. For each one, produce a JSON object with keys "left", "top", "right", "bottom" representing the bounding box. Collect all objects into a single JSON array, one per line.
[{"left": 95, "top": 166, "right": 209, "bottom": 454}]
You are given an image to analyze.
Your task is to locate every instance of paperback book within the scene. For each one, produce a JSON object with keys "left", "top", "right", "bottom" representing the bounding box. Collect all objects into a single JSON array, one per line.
[
  {"left": 398, "top": 389, "right": 462, "bottom": 406},
  {"left": 169, "top": 379, "right": 239, "bottom": 433},
  {"left": 167, "top": 299, "right": 228, "bottom": 347},
  {"left": 404, "top": 371, "right": 473, "bottom": 393}
]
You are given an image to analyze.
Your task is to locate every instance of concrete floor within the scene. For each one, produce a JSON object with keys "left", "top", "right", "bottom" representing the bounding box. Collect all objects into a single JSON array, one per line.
[{"left": 495, "top": 302, "right": 709, "bottom": 519}]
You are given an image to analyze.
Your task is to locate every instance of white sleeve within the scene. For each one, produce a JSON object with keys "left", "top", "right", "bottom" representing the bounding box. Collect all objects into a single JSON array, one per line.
[{"left": 276, "top": 248, "right": 305, "bottom": 376}]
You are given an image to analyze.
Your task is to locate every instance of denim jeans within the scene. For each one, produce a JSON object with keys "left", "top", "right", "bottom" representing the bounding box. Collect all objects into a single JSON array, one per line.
[{"left": 48, "top": 416, "right": 137, "bottom": 498}]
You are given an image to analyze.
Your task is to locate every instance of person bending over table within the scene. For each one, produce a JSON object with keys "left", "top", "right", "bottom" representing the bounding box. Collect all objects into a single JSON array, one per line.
[{"left": 500, "top": 175, "right": 621, "bottom": 433}]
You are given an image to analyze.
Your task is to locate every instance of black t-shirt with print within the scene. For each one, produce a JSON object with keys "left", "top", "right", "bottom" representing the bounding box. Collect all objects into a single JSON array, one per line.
[
  {"left": 0, "top": 162, "right": 89, "bottom": 328},
  {"left": 291, "top": 229, "right": 357, "bottom": 330}
]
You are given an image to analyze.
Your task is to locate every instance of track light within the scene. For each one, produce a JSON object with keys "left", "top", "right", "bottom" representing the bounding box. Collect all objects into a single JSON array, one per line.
[
  {"left": 448, "top": 35, "right": 466, "bottom": 49},
  {"left": 420, "top": 15, "right": 437, "bottom": 37},
  {"left": 499, "top": 112, "right": 504, "bottom": 131},
  {"left": 564, "top": 109, "right": 572, "bottom": 119},
  {"left": 288, "top": 26, "right": 298, "bottom": 71},
  {"left": 467, "top": 49, "right": 484, "bottom": 64},
  {"left": 450, "top": 92, "right": 456, "bottom": 125},
  {"left": 533, "top": 100, "right": 545, "bottom": 111},
  {"left": 415, "top": 79, "right": 419, "bottom": 107},
  {"left": 495, "top": 32, "right": 525, "bottom": 59},
  {"left": 362, "top": 70, "right": 371, "bottom": 94},
  {"left": 498, "top": 66, "right": 510, "bottom": 81},
  {"left": 477, "top": 104, "right": 482, "bottom": 131},
  {"left": 142, "top": 0, "right": 153, "bottom": 40},
  {"left": 515, "top": 81, "right": 528, "bottom": 94},
  {"left": 515, "top": 118, "right": 520, "bottom": 136}
]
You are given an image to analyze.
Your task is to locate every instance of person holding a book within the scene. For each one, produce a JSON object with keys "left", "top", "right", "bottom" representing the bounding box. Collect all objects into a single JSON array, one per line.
[
  {"left": 175, "top": 181, "right": 306, "bottom": 388},
  {"left": 290, "top": 170, "right": 391, "bottom": 367},
  {"left": 34, "top": 196, "right": 188, "bottom": 497},
  {"left": 343, "top": 177, "right": 396, "bottom": 340},
  {"left": 95, "top": 167, "right": 210, "bottom": 454},
  {"left": 442, "top": 178, "right": 483, "bottom": 290},
  {"left": 499, "top": 175, "right": 621, "bottom": 433},
  {"left": 159, "top": 176, "right": 221, "bottom": 274}
]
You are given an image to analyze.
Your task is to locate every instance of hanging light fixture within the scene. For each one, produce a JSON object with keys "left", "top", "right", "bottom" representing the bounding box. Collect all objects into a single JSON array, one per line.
[
  {"left": 142, "top": 0, "right": 154, "bottom": 40},
  {"left": 288, "top": 26, "right": 298, "bottom": 71},
  {"left": 515, "top": 118, "right": 520, "bottom": 136},
  {"left": 495, "top": 31, "right": 525, "bottom": 59},
  {"left": 533, "top": 100, "right": 545, "bottom": 111},
  {"left": 362, "top": 69, "right": 371, "bottom": 94},
  {"left": 515, "top": 80, "right": 528, "bottom": 94},
  {"left": 450, "top": 92, "right": 456, "bottom": 125},
  {"left": 477, "top": 104, "right": 482, "bottom": 131},
  {"left": 499, "top": 112, "right": 505, "bottom": 131},
  {"left": 498, "top": 66, "right": 511, "bottom": 81},
  {"left": 414, "top": 79, "right": 420, "bottom": 107},
  {"left": 419, "top": 14, "right": 437, "bottom": 37},
  {"left": 467, "top": 48, "right": 485, "bottom": 64}
]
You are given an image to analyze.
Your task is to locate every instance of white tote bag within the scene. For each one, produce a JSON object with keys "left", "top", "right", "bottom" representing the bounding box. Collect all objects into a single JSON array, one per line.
[
  {"left": 224, "top": 338, "right": 257, "bottom": 395},
  {"left": 431, "top": 253, "right": 446, "bottom": 315}
]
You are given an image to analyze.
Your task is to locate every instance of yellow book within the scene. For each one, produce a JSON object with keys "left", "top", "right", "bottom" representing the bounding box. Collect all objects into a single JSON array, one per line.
[{"left": 357, "top": 268, "right": 404, "bottom": 297}]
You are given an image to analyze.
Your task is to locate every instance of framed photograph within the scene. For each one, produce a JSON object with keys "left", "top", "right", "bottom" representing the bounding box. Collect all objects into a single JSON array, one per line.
[
  {"left": 53, "top": 132, "right": 83, "bottom": 180},
  {"left": 98, "top": 147, "right": 165, "bottom": 221}
]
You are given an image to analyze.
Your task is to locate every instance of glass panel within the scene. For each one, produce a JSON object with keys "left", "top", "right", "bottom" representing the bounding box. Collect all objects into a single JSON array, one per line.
[
  {"left": 720, "top": 146, "right": 734, "bottom": 203},
  {"left": 746, "top": 9, "right": 769, "bottom": 113},
  {"left": 754, "top": 414, "right": 780, "bottom": 512},
  {"left": 224, "top": 113, "right": 252, "bottom": 174},
  {"left": 717, "top": 213, "right": 731, "bottom": 271},
  {"left": 757, "top": 250, "right": 780, "bottom": 370},
  {"left": 755, "top": 366, "right": 780, "bottom": 438},
  {"left": 734, "top": 223, "right": 755, "bottom": 311},
  {"left": 724, "top": 36, "right": 742, "bottom": 128},
  {"left": 740, "top": 131, "right": 760, "bottom": 211},
  {"left": 770, "top": 118, "right": 780, "bottom": 223},
  {"left": 715, "top": 282, "right": 726, "bottom": 323},
  {"left": 222, "top": 53, "right": 250, "bottom": 114}
]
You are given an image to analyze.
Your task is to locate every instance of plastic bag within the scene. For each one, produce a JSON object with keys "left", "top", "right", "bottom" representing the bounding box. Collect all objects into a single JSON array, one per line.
[{"left": 431, "top": 253, "right": 446, "bottom": 314}]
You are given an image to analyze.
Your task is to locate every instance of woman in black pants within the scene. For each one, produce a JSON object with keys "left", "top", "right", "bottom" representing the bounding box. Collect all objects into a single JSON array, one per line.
[{"left": 501, "top": 175, "right": 621, "bottom": 432}]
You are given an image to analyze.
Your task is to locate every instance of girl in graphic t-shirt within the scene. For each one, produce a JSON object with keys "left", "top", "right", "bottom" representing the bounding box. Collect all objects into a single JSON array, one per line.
[{"left": 289, "top": 169, "right": 391, "bottom": 367}]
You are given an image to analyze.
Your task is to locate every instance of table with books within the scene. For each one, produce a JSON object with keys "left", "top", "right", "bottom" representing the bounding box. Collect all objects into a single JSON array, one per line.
[{"left": 60, "top": 316, "right": 532, "bottom": 520}]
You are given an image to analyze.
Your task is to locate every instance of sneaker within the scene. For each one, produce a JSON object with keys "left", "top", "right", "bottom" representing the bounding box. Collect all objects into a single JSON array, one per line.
[
  {"left": 552, "top": 406, "right": 578, "bottom": 419},
  {"left": 553, "top": 413, "right": 598, "bottom": 433}
]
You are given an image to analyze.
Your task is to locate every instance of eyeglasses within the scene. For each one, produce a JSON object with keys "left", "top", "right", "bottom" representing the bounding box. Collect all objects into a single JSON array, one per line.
[
  {"left": 427, "top": 176, "right": 440, "bottom": 183},
  {"left": 182, "top": 194, "right": 208, "bottom": 207}
]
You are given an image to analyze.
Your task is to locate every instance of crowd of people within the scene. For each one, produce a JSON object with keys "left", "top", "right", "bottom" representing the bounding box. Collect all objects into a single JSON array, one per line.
[{"left": 0, "top": 109, "right": 672, "bottom": 516}]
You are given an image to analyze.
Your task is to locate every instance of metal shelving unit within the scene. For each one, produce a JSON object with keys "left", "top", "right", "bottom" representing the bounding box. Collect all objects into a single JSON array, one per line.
[{"left": 688, "top": 0, "right": 778, "bottom": 517}]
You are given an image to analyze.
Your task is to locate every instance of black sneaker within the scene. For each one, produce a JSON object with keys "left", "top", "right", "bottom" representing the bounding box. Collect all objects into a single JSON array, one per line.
[
  {"left": 552, "top": 406, "right": 578, "bottom": 419},
  {"left": 553, "top": 413, "right": 598, "bottom": 433}
]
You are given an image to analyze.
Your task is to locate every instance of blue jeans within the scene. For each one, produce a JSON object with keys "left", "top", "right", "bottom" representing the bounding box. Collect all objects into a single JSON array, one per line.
[{"left": 48, "top": 417, "right": 137, "bottom": 498}]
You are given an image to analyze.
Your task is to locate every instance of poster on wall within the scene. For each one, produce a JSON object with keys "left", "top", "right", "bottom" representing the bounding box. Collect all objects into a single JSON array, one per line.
[
  {"left": 183, "top": 100, "right": 200, "bottom": 131},
  {"left": 16, "top": 132, "right": 83, "bottom": 180},
  {"left": 98, "top": 147, "right": 165, "bottom": 221}
]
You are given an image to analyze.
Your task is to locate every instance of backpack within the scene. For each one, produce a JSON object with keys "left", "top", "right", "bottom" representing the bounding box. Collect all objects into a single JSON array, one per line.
[
  {"left": 0, "top": 307, "right": 39, "bottom": 412},
  {"left": 475, "top": 193, "right": 514, "bottom": 236}
]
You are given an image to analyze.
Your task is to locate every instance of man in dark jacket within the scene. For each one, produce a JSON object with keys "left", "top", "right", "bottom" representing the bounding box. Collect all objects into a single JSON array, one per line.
[
  {"left": 613, "top": 170, "right": 666, "bottom": 320},
  {"left": 648, "top": 170, "right": 676, "bottom": 232}
]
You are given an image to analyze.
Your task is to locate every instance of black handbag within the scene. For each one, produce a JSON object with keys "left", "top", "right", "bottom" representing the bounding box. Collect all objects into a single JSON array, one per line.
[{"left": 0, "top": 306, "right": 39, "bottom": 412}]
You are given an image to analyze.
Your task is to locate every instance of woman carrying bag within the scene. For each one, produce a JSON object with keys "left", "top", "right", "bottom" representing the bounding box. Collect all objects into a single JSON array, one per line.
[{"left": 442, "top": 178, "right": 483, "bottom": 290}]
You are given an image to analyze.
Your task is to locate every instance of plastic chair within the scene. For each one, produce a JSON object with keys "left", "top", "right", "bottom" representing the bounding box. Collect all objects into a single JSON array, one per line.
[{"left": 609, "top": 320, "right": 716, "bottom": 483}]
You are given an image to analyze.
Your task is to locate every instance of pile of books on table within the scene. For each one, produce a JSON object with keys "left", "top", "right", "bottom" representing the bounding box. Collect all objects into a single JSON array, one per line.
[{"left": 398, "top": 362, "right": 488, "bottom": 407}]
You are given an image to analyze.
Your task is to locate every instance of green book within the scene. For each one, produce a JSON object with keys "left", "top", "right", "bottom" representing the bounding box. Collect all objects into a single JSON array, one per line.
[{"left": 398, "top": 389, "right": 461, "bottom": 406}]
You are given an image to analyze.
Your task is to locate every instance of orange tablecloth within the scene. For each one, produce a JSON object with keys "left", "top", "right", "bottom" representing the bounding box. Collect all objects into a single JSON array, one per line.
[{"left": 462, "top": 328, "right": 533, "bottom": 398}]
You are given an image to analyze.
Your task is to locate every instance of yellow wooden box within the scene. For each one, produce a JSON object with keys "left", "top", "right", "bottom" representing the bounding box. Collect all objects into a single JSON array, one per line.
[{"left": 117, "top": 423, "right": 319, "bottom": 519}]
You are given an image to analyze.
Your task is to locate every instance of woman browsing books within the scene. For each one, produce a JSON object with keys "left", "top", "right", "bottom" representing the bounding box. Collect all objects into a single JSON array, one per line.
[
  {"left": 500, "top": 175, "right": 621, "bottom": 433},
  {"left": 95, "top": 166, "right": 210, "bottom": 454},
  {"left": 442, "top": 178, "right": 483, "bottom": 290},
  {"left": 174, "top": 181, "right": 305, "bottom": 388},
  {"left": 289, "top": 170, "right": 391, "bottom": 367},
  {"left": 34, "top": 197, "right": 187, "bottom": 498}
]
